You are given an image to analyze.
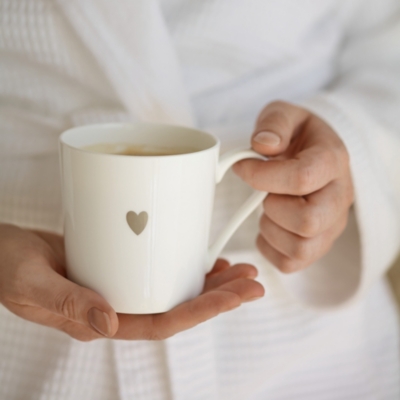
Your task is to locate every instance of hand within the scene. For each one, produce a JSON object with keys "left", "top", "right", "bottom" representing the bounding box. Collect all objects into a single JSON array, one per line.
[
  {"left": 233, "top": 101, "right": 354, "bottom": 273},
  {"left": 0, "top": 224, "right": 264, "bottom": 341}
]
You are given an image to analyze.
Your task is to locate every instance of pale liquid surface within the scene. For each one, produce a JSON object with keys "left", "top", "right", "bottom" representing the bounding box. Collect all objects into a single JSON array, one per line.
[{"left": 82, "top": 143, "right": 198, "bottom": 156}]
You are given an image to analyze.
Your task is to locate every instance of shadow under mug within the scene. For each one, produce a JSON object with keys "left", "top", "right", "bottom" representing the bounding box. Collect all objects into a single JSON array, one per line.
[{"left": 60, "top": 123, "right": 268, "bottom": 314}]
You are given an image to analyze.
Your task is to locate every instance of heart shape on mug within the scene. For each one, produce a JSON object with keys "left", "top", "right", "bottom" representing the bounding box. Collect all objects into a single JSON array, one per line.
[{"left": 126, "top": 211, "right": 148, "bottom": 235}]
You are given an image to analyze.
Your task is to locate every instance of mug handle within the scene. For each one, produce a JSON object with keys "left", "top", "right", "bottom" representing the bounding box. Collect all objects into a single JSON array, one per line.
[{"left": 206, "top": 148, "right": 268, "bottom": 272}]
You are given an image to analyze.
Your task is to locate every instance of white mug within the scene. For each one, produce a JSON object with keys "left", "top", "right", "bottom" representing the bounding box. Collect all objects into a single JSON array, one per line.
[{"left": 60, "top": 123, "right": 267, "bottom": 314}]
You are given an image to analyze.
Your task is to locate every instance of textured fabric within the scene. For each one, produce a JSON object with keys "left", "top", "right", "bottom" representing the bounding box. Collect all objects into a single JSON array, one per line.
[{"left": 1, "top": 0, "right": 400, "bottom": 399}]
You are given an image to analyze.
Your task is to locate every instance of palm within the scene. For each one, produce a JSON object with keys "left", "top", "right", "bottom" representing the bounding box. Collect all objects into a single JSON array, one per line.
[
  {"left": 115, "top": 258, "right": 263, "bottom": 340},
  {"left": 2, "top": 228, "right": 264, "bottom": 341}
]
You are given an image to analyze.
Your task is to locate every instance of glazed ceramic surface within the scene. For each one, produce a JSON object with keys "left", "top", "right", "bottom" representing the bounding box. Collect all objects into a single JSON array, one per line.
[{"left": 60, "top": 123, "right": 266, "bottom": 313}]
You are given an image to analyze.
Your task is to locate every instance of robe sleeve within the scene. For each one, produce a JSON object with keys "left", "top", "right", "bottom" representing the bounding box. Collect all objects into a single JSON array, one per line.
[{"left": 279, "top": 0, "right": 400, "bottom": 308}]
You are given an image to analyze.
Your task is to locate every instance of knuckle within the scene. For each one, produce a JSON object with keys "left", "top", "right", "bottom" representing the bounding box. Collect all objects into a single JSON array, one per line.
[
  {"left": 263, "top": 110, "right": 291, "bottom": 133},
  {"left": 298, "top": 206, "right": 321, "bottom": 237},
  {"left": 146, "top": 317, "right": 168, "bottom": 341},
  {"left": 291, "top": 238, "right": 313, "bottom": 261},
  {"left": 148, "top": 330, "right": 167, "bottom": 341},
  {"left": 277, "top": 257, "right": 300, "bottom": 274},
  {"left": 54, "top": 288, "right": 79, "bottom": 320},
  {"left": 258, "top": 101, "right": 292, "bottom": 128},
  {"left": 293, "top": 163, "right": 315, "bottom": 195}
]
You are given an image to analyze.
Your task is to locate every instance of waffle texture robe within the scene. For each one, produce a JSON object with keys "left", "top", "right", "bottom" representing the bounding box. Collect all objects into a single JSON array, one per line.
[{"left": 1, "top": 0, "right": 400, "bottom": 399}]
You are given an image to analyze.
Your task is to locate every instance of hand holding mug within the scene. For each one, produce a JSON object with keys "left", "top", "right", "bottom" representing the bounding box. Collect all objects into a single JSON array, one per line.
[
  {"left": 0, "top": 123, "right": 270, "bottom": 341},
  {"left": 0, "top": 224, "right": 264, "bottom": 341},
  {"left": 234, "top": 101, "right": 354, "bottom": 273}
]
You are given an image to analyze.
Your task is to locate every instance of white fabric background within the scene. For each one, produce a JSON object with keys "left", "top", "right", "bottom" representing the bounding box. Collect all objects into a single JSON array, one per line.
[{"left": 1, "top": 0, "right": 400, "bottom": 399}]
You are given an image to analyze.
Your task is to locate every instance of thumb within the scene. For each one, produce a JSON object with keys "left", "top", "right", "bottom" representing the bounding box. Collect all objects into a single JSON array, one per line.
[
  {"left": 251, "top": 101, "right": 310, "bottom": 156},
  {"left": 30, "top": 266, "right": 119, "bottom": 337}
]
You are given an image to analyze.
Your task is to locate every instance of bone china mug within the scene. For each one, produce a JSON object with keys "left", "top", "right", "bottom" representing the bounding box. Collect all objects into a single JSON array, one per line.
[{"left": 60, "top": 123, "right": 267, "bottom": 314}]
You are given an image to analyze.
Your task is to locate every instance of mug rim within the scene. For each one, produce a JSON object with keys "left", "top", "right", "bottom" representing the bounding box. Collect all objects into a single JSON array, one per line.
[{"left": 59, "top": 122, "right": 220, "bottom": 158}]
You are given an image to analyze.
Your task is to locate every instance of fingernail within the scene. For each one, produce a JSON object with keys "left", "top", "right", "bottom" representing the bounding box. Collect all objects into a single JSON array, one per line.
[
  {"left": 87, "top": 308, "right": 111, "bottom": 337},
  {"left": 254, "top": 131, "right": 281, "bottom": 146},
  {"left": 244, "top": 296, "right": 264, "bottom": 303}
]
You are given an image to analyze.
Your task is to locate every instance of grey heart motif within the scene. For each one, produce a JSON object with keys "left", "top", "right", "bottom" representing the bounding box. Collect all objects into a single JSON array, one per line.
[{"left": 126, "top": 211, "right": 148, "bottom": 235}]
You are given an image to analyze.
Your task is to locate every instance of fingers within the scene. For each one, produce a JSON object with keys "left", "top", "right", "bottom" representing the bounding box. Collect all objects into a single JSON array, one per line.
[
  {"left": 263, "top": 179, "right": 354, "bottom": 237},
  {"left": 233, "top": 144, "right": 346, "bottom": 195},
  {"left": 233, "top": 102, "right": 350, "bottom": 195},
  {"left": 215, "top": 277, "right": 264, "bottom": 302},
  {"left": 257, "top": 213, "right": 349, "bottom": 273},
  {"left": 203, "top": 263, "right": 258, "bottom": 292},
  {"left": 206, "top": 258, "right": 231, "bottom": 277},
  {"left": 115, "top": 291, "right": 240, "bottom": 341},
  {"left": 19, "top": 261, "right": 119, "bottom": 338},
  {"left": 0, "top": 227, "right": 265, "bottom": 343},
  {"left": 6, "top": 302, "right": 103, "bottom": 342},
  {"left": 230, "top": 101, "right": 354, "bottom": 272},
  {"left": 251, "top": 101, "right": 310, "bottom": 156},
  {"left": 115, "top": 277, "right": 265, "bottom": 340},
  {"left": 0, "top": 225, "right": 118, "bottom": 339}
]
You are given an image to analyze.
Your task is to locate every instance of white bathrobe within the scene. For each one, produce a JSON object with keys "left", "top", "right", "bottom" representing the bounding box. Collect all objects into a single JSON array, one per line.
[{"left": 1, "top": 0, "right": 400, "bottom": 399}]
